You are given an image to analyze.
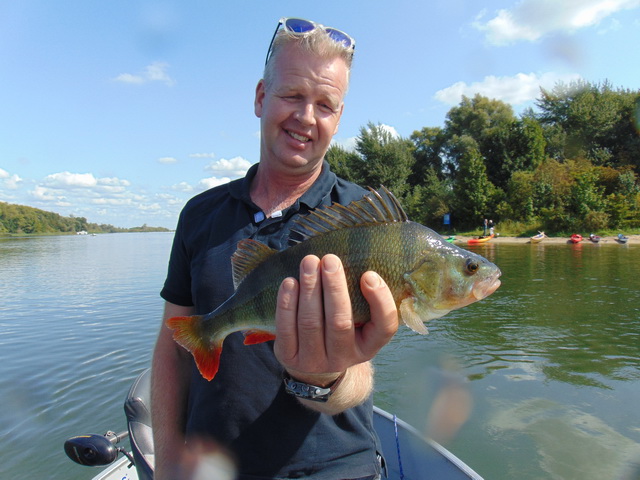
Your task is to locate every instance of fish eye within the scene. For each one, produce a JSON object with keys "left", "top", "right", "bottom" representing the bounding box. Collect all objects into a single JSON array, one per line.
[{"left": 465, "top": 259, "right": 480, "bottom": 275}]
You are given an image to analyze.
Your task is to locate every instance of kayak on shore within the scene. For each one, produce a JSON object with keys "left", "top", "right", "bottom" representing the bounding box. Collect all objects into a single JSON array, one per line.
[{"left": 467, "top": 234, "right": 494, "bottom": 245}]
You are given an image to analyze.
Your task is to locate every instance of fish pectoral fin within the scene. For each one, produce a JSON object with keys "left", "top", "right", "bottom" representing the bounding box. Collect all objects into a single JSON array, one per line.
[
  {"left": 243, "top": 329, "right": 276, "bottom": 345},
  {"left": 399, "top": 297, "right": 429, "bottom": 335},
  {"left": 166, "top": 315, "right": 223, "bottom": 381}
]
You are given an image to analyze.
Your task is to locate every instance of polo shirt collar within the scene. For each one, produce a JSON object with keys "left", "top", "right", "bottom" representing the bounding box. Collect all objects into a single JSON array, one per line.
[{"left": 229, "top": 160, "right": 337, "bottom": 211}]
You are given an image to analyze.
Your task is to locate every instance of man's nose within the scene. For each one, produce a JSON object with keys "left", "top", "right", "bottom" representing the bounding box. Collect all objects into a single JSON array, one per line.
[{"left": 295, "top": 103, "right": 315, "bottom": 125}]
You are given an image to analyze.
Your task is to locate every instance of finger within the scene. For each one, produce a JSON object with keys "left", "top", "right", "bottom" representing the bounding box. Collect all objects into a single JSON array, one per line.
[
  {"left": 274, "top": 277, "right": 299, "bottom": 365},
  {"left": 321, "top": 255, "right": 355, "bottom": 364},
  {"left": 358, "top": 271, "right": 398, "bottom": 359},
  {"left": 295, "top": 255, "right": 326, "bottom": 367}
]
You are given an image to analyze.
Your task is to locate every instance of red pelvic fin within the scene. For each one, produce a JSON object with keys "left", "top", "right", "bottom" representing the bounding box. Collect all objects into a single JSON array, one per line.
[
  {"left": 166, "top": 315, "right": 223, "bottom": 381},
  {"left": 243, "top": 329, "right": 276, "bottom": 345}
]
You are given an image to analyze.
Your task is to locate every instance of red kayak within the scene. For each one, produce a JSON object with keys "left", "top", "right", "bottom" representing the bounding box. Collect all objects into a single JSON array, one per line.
[
  {"left": 570, "top": 234, "right": 583, "bottom": 243},
  {"left": 468, "top": 234, "right": 494, "bottom": 245}
]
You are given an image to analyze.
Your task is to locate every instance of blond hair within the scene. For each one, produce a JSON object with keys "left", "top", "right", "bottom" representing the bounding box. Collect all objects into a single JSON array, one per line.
[{"left": 262, "top": 27, "right": 353, "bottom": 90}]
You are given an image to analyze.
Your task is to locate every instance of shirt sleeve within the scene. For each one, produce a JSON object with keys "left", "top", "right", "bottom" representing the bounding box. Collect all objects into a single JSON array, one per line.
[{"left": 160, "top": 211, "right": 194, "bottom": 307}]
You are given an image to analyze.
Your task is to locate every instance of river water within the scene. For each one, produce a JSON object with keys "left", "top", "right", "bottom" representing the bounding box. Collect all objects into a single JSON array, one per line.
[{"left": 1, "top": 234, "right": 639, "bottom": 479}]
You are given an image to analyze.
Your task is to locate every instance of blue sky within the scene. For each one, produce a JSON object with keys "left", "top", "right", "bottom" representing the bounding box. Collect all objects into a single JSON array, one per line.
[{"left": 2, "top": 0, "right": 639, "bottom": 229}]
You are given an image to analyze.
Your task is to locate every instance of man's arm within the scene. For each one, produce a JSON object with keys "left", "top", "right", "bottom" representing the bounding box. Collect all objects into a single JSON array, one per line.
[
  {"left": 274, "top": 254, "right": 398, "bottom": 415},
  {"left": 151, "top": 301, "right": 194, "bottom": 480}
]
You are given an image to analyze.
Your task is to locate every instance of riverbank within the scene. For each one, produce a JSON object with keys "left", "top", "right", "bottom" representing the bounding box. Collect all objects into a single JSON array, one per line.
[{"left": 452, "top": 234, "right": 638, "bottom": 245}]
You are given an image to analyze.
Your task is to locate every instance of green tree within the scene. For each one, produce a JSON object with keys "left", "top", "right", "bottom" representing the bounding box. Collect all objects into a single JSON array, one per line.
[
  {"left": 409, "top": 126, "right": 447, "bottom": 182},
  {"left": 536, "top": 80, "right": 640, "bottom": 168},
  {"left": 443, "top": 94, "right": 518, "bottom": 189},
  {"left": 353, "top": 122, "right": 415, "bottom": 198},
  {"left": 451, "top": 135, "right": 495, "bottom": 227},
  {"left": 325, "top": 144, "right": 362, "bottom": 184}
]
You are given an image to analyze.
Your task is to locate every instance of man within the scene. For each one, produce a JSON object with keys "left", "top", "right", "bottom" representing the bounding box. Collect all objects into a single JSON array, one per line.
[{"left": 151, "top": 18, "right": 398, "bottom": 480}]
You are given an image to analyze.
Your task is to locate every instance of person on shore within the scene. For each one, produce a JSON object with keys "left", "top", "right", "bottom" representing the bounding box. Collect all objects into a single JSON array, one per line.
[
  {"left": 483, "top": 218, "right": 488, "bottom": 236},
  {"left": 150, "top": 17, "right": 398, "bottom": 480},
  {"left": 489, "top": 219, "right": 495, "bottom": 236}
]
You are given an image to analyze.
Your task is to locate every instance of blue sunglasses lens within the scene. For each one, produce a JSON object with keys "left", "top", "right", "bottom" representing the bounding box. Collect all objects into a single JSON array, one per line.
[
  {"left": 325, "top": 28, "right": 353, "bottom": 49},
  {"left": 284, "top": 18, "right": 315, "bottom": 33}
]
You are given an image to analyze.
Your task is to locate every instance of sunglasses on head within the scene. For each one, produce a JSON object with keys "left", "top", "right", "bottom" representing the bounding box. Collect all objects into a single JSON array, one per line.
[{"left": 265, "top": 17, "right": 356, "bottom": 65}]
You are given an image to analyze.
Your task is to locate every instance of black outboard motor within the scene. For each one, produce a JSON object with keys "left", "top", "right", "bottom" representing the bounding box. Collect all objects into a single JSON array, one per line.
[
  {"left": 64, "top": 369, "right": 155, "bottom": 479},
  {"left": 64, "top": 430, "right": 134, "bottom": 466}
]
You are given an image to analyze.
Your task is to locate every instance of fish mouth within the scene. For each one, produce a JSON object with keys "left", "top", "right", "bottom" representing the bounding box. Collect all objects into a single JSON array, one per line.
[{"left": 472, "top": 270, "right": 502, "bottom": 301}]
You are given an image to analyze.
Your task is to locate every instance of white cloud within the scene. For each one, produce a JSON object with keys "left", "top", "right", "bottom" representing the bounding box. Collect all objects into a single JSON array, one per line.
[
  {"left": 113, "top": 61, "right": 176, "bottom": 86},
  {"left": 0, "top": 168, "right": 23, "bottom": 189},
  {"left": 98, "top": 177, "right": 130, "bottom": 187},
  {"left": 30, "top": 171, "right": 139, "bottom": 213},
  {"left": 434, "top": 72, "right": 583, "bottom": 106},
  {"left": 44, "top": 171, "right": 97, "bottom": 187},
  {"left": 474, "top": 0, "right": 640, "bottom": 45},
  {"left": 145, "top": 62, "right": 175, "bottom": 86},
  {"left": 171, "top": 181, "right": 194, "bottom": 193},
  {"left": 377, "top": 124, "right": 400, "bottom": 139},
  {"left": 197, "top": 177, "right": 232, "bottom": 191},
  {"left": 157, "top": 156, "right": 178, "bottom": 164},
  {"left": 204, "top": 156, "right": 253, "bottom": 178},
  {"left": 331, "top": 137, "right": 358, "bottom": 152},
  {"left": 112, "top": 73, "right": 146, "bottom": 84}
]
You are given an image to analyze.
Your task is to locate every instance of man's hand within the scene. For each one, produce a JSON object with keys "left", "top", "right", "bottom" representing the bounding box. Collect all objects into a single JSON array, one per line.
[{"left": 273, "top": 254, "right": 398, "bottom": 411}]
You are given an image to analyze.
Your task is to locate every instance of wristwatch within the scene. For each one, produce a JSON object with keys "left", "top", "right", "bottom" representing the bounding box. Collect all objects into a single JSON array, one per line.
[{"left": 283, "top": 372, "right": 345, "bottom": 403}]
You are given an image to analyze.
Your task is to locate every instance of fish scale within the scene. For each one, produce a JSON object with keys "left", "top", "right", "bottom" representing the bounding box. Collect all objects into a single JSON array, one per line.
[{"left": 167, "top": 187, "right": 501, "bottom": 381}]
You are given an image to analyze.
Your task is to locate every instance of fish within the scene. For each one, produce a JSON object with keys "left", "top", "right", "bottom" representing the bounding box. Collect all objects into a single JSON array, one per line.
[{"left": 167, "top": 187, "right": 501, "bottom": 381}]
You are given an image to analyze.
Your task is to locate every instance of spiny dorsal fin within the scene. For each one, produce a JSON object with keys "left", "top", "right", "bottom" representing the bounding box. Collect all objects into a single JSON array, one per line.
[
  {"left": 231, "top": 239, "right": 278, "bottom": 289},
  {"left": 291, "top": 186, "right": 408, "bottom": 244}
]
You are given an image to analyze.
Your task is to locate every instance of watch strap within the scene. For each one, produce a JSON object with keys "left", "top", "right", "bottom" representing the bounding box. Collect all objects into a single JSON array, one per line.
[{"left": 283, "top": 372, "right": 346, "bottom": 403}]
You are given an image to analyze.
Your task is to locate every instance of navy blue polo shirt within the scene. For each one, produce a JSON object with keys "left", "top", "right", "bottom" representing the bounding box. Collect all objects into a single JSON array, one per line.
[{"left": 161, "top": 162, "right": 381, "bottom": 480}]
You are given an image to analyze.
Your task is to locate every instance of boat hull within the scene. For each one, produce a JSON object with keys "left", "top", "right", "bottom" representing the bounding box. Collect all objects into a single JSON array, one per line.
[
  {"left": 530, "top": 233, "right": 545, "bottom": 243},
  {"left": 570, "top": 234, "right": 583, "bottom": 243},
  {"left": 467, "top": 234, "right": 494, "bottom": 245},
  {"left": 82, "top": 369, "right": 484, "bottom": 480}
]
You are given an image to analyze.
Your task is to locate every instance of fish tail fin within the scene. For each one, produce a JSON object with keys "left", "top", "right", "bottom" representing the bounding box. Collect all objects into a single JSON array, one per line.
[{"left": 166, "top": 315, "right": 222, "bottom": 381}]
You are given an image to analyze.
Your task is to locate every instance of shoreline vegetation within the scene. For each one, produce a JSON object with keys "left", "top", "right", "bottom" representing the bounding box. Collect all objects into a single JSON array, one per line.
[
  {"left": 2, "top": 200, "right": 636, "bottom": 241},
  {"left": 0, "top": 201, "right": 170, "bottom": 236}
]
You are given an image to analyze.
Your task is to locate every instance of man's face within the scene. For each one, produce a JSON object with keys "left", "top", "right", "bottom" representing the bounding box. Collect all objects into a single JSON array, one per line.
[{"left": 254, "top": 43, "right": 348, "bottom": 174}]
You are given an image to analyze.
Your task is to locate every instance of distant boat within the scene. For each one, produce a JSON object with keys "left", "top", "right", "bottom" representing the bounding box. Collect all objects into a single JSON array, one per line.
[
  {"left": 616, "top": 233, "right": 629, "bottom": 244},
  {"left": 468, "top": 234, "right": 494, "bottom": 245},
  {"left": 589, "top": 234, "right": 601, "bottom": 243},
  {"left": 446, "top": 236, "right": 456, "bottom": 243},
  {"left": 530, "top": 232, "right": 545, "bottom": 243},
  {"left": 570, "top": 234, "right": 583, "bottom": 244}
]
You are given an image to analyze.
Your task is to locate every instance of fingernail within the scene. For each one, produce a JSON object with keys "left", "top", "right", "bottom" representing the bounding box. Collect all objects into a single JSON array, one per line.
[
  {"left": 364, "top": 272, "right": 382, "bottom": 288},
  {"left": 281, "top": 278, "right": 297, "bottom": 293},
  {"left": 323, "top": 255, "right": 339, "bottom": 273},
  {"left": 302, "top": 256, "right": 318, "bottom": 276}
]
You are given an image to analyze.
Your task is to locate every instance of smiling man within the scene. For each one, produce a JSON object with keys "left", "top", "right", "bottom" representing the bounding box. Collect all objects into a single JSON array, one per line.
[{"left": 151, "top": 18, "right": 398, "bottom": 480}]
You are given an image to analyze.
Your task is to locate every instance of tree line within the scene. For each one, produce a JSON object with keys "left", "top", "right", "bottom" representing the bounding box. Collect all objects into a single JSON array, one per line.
[
  {"left": 327, "top": 80, "right": 640, "bottom": 234},
  {"left": 0, "top": 202, "right": 169, "bottom": 235}
]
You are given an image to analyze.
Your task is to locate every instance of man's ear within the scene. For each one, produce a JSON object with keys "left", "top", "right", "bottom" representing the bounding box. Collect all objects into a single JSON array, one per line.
[{"left": 254, "top": 79, "right": 266, "bottom": 118}]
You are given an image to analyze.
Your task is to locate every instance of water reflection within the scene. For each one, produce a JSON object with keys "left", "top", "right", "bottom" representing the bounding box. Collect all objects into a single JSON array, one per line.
[
  {"left": 488, "top": 397, "right": 640, "bottom": 479},
  {"left": 445, "top": 244, "right": 640, "bottom": 388},
  {"left": 377, "top": 243, "right": 640, "bottom": 479},
  {"left": 2, "top": 236, "right": 639, "bottom": 480}
]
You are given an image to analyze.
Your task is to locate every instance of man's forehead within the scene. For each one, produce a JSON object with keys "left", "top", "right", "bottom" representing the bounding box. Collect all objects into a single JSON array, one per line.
[{"left": 272, "top": 47, "right": 348, "bottom": 94}]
